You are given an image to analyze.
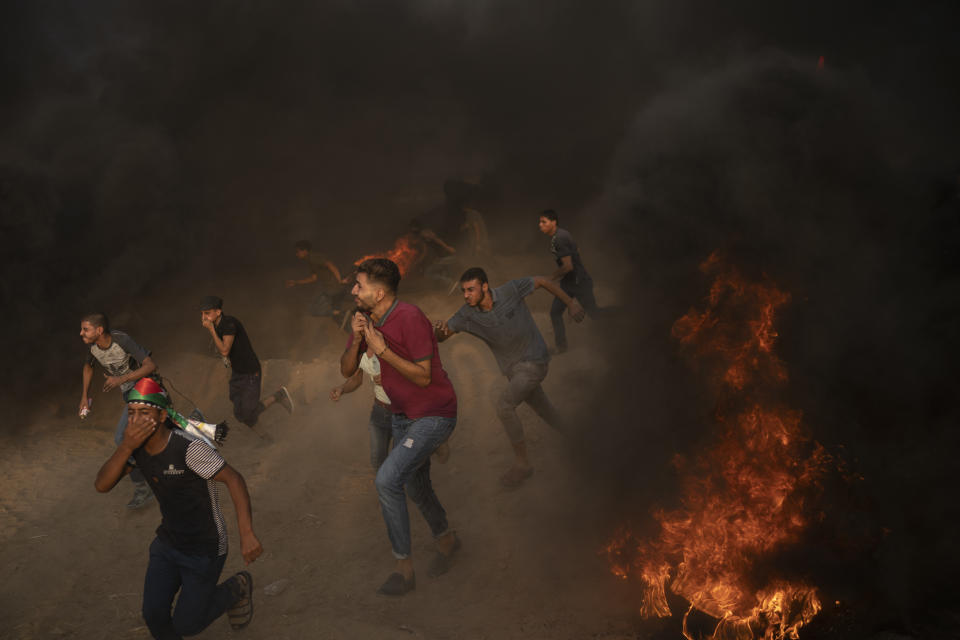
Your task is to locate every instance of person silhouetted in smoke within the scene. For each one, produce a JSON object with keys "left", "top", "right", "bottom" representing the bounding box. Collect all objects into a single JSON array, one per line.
[
  {"left": 199, "top": 296, "right": 294, "bottom": 427},
  {"left": 340, "top": 258, "right": 459, "bottom": 595},
  {"left": 406, "top": 218, "right": 458, "bottom": 283},
  {"left": 285, "top": 239, "right": 350, "bottom": 321},
  {"left": 434, "top": 267, "right": 584, "bottom": 488},
  {"left": 95, "top": 377, "right": 262, "bottom": 637},
  {"left": 79, "top": 312, "right": 158, "bottom": 509},
  {"left": 537, "top": 209, "right": 600, "bottom": 353}
]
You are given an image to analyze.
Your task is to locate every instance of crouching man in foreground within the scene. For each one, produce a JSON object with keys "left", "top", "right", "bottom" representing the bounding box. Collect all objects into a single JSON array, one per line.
[{"left": 95, "top": 377, "right": 263, "bottom": 638}]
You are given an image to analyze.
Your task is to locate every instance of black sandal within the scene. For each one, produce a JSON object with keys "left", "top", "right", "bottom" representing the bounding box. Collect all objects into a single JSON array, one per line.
[{"left": 227, "top": 571, "right": 254, "bottom": 630}]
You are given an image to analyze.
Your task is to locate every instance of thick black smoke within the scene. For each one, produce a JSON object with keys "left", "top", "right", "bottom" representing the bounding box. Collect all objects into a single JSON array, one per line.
[{"left": 578, "top": 55, "right": 959, "bottom": 637}]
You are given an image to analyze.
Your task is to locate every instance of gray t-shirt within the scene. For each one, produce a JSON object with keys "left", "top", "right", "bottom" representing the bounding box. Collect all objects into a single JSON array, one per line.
[
  {"left": 550, "top": 228, "right": 591, "bottom": 287},
  {"left": 85, "top": 331, "right": 151, "bottom": 393},
  {"left": 447, "top": 277, "right": 549, "bottom": 374}
]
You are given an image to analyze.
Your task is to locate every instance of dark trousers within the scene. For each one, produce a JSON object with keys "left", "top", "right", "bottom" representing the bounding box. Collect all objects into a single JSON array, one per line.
[
  {"left": 141, "top": 537, "right": 238, "bottom": 640},
  {"left": 229, "top": 372, "right": 264, "bottom": 427},
  {"left": 550, "top": 277, "right": 599, "bottom": 349}
]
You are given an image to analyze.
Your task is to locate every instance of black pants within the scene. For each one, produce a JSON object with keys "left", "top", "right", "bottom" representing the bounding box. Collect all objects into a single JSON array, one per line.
[
  {"left": 141, "top": 537, "right": 239, "bottom": 639},
  {"left": 229, "top": 372, "right": 263, "bottom": 427}
]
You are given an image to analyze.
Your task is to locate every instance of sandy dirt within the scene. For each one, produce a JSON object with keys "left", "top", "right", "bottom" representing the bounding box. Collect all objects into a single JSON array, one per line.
[{"left": 0, "top": 283, "right": 649, "bottom": 640}]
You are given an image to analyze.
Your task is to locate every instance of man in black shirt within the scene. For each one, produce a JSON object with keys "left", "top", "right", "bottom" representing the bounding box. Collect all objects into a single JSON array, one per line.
[
  {"left": 537, "top": 210, "right": 600, "bottom": 352},
  {"left": 199, "top": 296, "right": 294, "bottom": 427},
  {"left": 95, "top": 377, "right": 263, "bottom": 637},
  {"left": 286, "top": 239, "right": 350, "bottom": 319}
]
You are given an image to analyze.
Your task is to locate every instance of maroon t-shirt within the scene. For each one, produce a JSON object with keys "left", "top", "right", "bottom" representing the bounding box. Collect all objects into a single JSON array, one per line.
[{"left": 346, "top": 300, "right": 457, "bottom": 419}]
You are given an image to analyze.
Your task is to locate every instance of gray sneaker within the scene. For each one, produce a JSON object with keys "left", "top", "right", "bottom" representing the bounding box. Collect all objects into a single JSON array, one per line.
[
  {"left": 275, "top": 386, "right": 294, "bottom": 414},
  {"left": 126, "top": 483, "right": 154, "bottom": 509}
]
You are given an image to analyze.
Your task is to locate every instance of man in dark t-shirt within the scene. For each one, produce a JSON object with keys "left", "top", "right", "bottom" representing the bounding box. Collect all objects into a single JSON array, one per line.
[
  {"left": 95, "top": 377, "right": 263, "bottom": 637},
  {"left": 80, "top": 312, "right": 158, "bottom": 508},
  {"left": 200, "top": 296, "right": 294, "bottom": 427},
  {"left": 340, "top": 258, "right": 459, "bottom": 596},
  {"left": 286, "top": 239, "right": 349, "bottom": 318},
  {"left": 435, "top": 267, "right": 584, "bottom": 488},
  {"left": 537, "top": 209, "right": 601, "bottom": 352}
]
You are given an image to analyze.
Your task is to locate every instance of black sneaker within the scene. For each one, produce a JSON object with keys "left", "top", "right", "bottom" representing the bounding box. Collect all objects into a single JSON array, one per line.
[{"left": 275, "top": 386, "right": 294, "bottom": 414}]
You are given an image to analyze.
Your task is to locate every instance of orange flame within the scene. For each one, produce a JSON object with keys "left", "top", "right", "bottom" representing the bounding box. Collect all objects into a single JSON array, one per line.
[
  {"left": 354, "top": 234, "right": 422, "bottom": 276},
  {"left": 605, "top": 252, "right": 829, "bottom": 640}
]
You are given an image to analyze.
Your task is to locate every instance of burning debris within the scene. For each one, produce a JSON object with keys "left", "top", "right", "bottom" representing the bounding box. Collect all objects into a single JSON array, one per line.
[
  {"left": 354, "top": 234, "right": 421, "bottom": 277},
  {"left": 605, "top": 252, "right": 833, "bottom": 640}
]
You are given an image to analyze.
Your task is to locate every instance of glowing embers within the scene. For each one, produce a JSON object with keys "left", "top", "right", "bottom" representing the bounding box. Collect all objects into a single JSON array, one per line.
[
  {"left": 604, "top": 253, "right": 829, "bottom": 640},
  {"left": 354, "top": 234, "right": 421, "bottom": 276}
]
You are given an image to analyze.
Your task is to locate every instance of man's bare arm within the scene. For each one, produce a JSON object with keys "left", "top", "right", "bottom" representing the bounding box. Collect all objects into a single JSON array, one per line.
[
  {"left": 104, "top": 355, "right": 157, "bottom": 392},
  {"left": 363, "top": 324, "right": 431, "bottom": 387},
  {"left": 80, "top": 363, "right": 94, "bottom": 415},
  {"left": 434, "top": 320, "right": 457, "bottom": 343},
  {"left": 331, "top": 369, "right": 363, "bottom": 401},
  {"left": 94, "top": 447, "right": 134, "bottom": 492},
  {"left": 533, "top": 276, "right": 585, "bottom": 321},
  {"left": 94, "top": 412, "right": 156, "bottom": 492},
  {"left": 286, "top": 273, "right": 319, "bottom": 287},
  {"left": 551, "top": 255, "right": 574, "bottom": 281},
  {"left": 207, "top": 327, "right": 234, "bottom": 357},
  {"left": 215, "top": 464, "right": 263, "bottom": 565},
  {"left": 325, "top": 261, "right": 344, "bottom": 284}
]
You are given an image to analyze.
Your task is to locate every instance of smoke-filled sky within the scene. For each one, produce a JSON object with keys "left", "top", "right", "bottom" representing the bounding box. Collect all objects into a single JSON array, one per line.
[{"left": 2, "top": 2, "right": 958, "bottom": 632}]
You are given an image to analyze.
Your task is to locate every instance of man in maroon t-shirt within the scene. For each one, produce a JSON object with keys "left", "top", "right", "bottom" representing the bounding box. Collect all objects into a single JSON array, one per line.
[{"left": 340, "top": 258, "right": 460, "bottom": 596}]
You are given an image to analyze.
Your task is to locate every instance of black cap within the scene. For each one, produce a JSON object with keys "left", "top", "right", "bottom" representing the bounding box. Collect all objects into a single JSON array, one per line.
[{"left": 200, "top": 295, "right": 223, "bottom": 311}]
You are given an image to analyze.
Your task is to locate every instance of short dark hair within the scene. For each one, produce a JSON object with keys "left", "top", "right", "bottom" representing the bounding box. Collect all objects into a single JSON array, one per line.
[
  {"left": 81, "top": 312, "right": 110, "bottom": 333},
  {"left": 200, "top": 295, "right": 224, "bottom": 311},
  {"left": 540, "top": 209, "right": 558, "bottom": 222},
  {"left": 357, "top": 258, "right": 401, "bottom": 293},
  {"left": 459, "top": 267, "right": 488, "bottom": 286},
  {"left": 295, "top": 240, "right": 312, "bottom": 251}
]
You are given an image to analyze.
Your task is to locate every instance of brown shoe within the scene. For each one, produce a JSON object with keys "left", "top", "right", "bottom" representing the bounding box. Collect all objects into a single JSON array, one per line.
[{"left": 499, "top": 466, "right": 534, "bottom": 489}]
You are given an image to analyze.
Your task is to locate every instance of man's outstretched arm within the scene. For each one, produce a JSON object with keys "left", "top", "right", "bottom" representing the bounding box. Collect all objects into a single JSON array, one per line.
[{"left": 533, "top": 276, "right": 585, "bottom": 321}]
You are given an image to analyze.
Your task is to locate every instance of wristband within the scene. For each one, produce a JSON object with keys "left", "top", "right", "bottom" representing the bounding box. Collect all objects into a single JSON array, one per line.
[{"left": 377, "top": 346, "right": 389, "bottom": 357}]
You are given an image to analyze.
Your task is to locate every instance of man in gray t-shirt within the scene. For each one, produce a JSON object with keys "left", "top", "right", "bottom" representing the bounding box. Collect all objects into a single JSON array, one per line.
[
  {"left": 80, "top": 312, "right": 157, "bottom": 508},
  {"left": 435, "top": 268, "right": 584, "bottom": 489}
]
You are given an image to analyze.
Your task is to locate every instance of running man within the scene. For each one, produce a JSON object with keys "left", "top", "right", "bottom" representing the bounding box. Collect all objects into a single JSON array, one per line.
[
  {"left": 340, "top": 258, "right": 459, "bottom": 595},
  {"left": 95, "top": 377, "right": 262, "bottom": 637},
  {"left": 200, "top": 296, "right": 294, "bottom": 428},
  {"left": 80, "top": 312, "right": 158, "bottom": 508},
  {"left": 435, "top": 267, "right": 584, "bottom": 488},
  {"left": 537, "top": 209, "right": 599, "bottom": 352},
  {"left": 286, "top": 239, "right": 349, "bottom": 319}
]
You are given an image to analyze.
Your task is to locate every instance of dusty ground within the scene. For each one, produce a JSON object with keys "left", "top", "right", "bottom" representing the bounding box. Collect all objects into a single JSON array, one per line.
[{"left": 0, "top": 275, "right": 650, "bottom": 640}]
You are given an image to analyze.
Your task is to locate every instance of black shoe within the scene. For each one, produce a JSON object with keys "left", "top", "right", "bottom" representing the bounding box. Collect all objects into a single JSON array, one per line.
[
  {"left": 227, "top": 571, "right": 254, "bottom": 630},
  {"left": 377, "top": 572, "right": 415, "bottom": 596},
  {"left": 427, "top": 534, "right": 461, "bottom": 578},
  {"left": 275, "top": 386, "right": 295, "bottom": 414}
]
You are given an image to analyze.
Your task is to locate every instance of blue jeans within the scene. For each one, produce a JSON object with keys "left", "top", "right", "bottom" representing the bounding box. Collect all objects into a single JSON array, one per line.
[
  {"left": 375, "top": 414, "right": 456, "bottom": 559},
  {"left": 368, "top": 402, "right": 393, "bottom": 470},
  {"left": 114, "top": 394, "right": 145, "bottom": 484},
  {"left": 141, "top": 537, "right": 239, "bottom": 639}
]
